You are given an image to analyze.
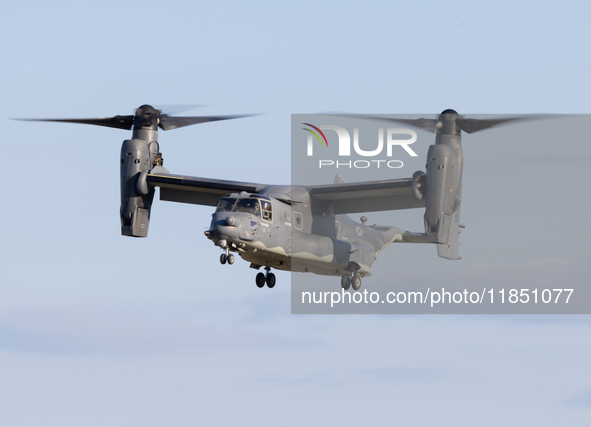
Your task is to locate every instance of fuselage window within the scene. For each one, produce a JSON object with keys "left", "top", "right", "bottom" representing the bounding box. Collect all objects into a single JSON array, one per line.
[
  {"left": 261, "top": 201, "right": 272, "bottom": 222},
  {"left": 294, "top": 212, "right": 303, "bottom": 230}
]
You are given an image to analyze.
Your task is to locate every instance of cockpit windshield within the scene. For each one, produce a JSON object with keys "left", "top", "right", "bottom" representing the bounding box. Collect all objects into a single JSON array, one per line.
[
  {"left": 216, "top": 196, "right": 272, "bottom": 220},
  {"left": 216, "top": 196, "right": 236, "bottom": 213},
  {"left": 232, "top": 198, "right": 261, "bottom": 217}
]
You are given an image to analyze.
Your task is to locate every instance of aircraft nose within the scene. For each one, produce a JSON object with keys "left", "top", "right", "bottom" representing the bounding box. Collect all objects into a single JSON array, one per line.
[
  {"left": 214, "top": 224, "right": 255, "bottom": 242},
  {"left": 208, "top": 212, "right": 256, "bottom": 242},
  {"left": 214, "top": 223, "right": 241, "bottom": 240}
]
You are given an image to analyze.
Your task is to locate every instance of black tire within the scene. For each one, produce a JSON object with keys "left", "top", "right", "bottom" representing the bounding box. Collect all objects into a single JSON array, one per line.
[
  {"left": 352, "top": 275, "right": 361, "bottom": 291},
  {"left": 227, "top": 254, "right": 234, "bottom": 265},
  {"left": 256, "top": 272, "right": 266, "bottom": 288},
  {"left": 220, "top": 254, "right": 227, "bottom": 265},
  {"left": 267, "top": 273, "right": 276, "bottom": 288},
  {"left": 341, "top": 275, "right": 351, "bottom": 290}
]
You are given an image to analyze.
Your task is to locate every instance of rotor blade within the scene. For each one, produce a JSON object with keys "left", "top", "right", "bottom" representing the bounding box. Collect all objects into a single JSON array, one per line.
[
  {"left": 158, "top": 114, "right": 259, "bottom": 131},
  {"left": 153, "top": 104, "right": 208, "bottom": 115},
  {"left": 14, "top": 116, "right": 134, "bottom": 130},
  {"left": 373, "top": 117, "right": 439, "bottom": 133},
  {"left": 322, "top": 114, "right": 440, "bottom": 133},
  {"left": 456, "top": 116, "right": 535, "bottom": 134},
  {"left": 325, "top": 114, "right": 554, "bottom": 134},
  {"left": 310, "top": 111, "right": 353, "bottom": 114},
  {"left": 381, "top": 114, "right": 552, "bottom": 134}
]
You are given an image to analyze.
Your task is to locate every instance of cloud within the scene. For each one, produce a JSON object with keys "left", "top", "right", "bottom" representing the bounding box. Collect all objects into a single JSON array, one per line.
[
  {"left": 256, "top": 366, "right": 439, "bottom": 390},
  {"left": 239, "top": 290, "right": 292, "bottom": 323},
  {"left": 361, "top": 367, "right": 439, "bottom": 383},
  {"left": 0, "top": 305, "right": 312, "bottom": 356},
  {"left": 565, "top": 389, "right": 591, "bottom": 407}
]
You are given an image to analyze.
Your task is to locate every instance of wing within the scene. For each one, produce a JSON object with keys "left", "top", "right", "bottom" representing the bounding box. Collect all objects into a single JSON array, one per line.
[
  {"left": 146, "top": 172, "right": 268, "bottom": 207},
  {"left": 147, "top": 171, "right": 424, "bottom": 214},
  {"left": 309, "top": 178, "right": 425, "bottom": 214}
]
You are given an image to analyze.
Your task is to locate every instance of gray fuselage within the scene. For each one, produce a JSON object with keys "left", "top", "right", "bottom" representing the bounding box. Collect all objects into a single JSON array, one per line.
[{"left": 206, "top": 187, "right": 403, "bottom": 277}]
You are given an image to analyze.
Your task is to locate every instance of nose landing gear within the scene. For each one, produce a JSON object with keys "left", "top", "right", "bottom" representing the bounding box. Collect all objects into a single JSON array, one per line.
[
  {"left": 256, "top": 267, "right": 276, "bottom": 289},
  {"left": 219, "top": 248, "right": 234, "bottom": 265}
]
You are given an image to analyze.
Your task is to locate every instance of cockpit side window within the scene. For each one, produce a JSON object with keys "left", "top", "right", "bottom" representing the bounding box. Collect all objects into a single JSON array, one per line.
[
  {"left": 261, "top": 201, "right": 272, "bottom": 222},
  {"left": 232, "top": 198, "right": 261, "bottom": 218},
  {"left": 216, "top": 197, "right": 236, "bottom": 212}
]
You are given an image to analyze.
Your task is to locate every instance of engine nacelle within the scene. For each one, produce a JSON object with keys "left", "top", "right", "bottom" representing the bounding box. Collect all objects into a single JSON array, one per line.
[
  {"left": 120, "top": 138, "right": 159, "bottom": 237},
  {"left": 423, "top": 133, "right": 463, "bottom": 248}
]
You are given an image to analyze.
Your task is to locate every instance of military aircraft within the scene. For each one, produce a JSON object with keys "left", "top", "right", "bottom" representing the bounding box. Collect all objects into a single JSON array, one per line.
[{"left": 18, "top": 106, "right": 524, "bottom": 291}]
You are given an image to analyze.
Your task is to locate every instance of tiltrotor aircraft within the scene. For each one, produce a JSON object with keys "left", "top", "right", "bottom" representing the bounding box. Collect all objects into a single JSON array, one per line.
[{"left": 20, "top": 106, "right": 523, "bottom": 291}]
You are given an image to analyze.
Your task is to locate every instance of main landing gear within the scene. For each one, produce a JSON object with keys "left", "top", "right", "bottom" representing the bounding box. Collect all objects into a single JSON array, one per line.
[
  {"left": 341, "top": 272, "right": 362, "bottom": 291},
  {"left": 256, "top": 267, "right": 276, "bottom": 289}
]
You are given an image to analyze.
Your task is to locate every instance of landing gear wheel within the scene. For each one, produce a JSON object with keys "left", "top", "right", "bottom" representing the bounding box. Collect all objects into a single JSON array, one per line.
[
  {"left": 220, "top": 254, "right": 227, "bottom": 265},
  {"left": 267, "top": 273, "right": 276, "bottom": 288},
  {"left": 256, "top": 272, "right": 266, "bottom": 288},
  {"left": 341, "top": 275, "right": 351, "bottom": 290},
  {"left": 227, "top": 254, "right": 234, "bottom": 265},
  {"left": 352, "top": 274, "right": 362, "bottom": 291}
]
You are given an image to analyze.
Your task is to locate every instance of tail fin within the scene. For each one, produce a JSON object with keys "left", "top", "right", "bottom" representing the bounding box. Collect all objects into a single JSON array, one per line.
[{"left": 333, "top": 174, "right": 347, "bottom": 184}]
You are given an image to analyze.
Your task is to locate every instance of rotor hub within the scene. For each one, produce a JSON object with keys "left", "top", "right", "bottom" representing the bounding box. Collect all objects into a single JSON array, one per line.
[
  {"left": 133, "top": 104, "right": 159, "bottom": 131},
  {"left": 437, "top": 109, "right": 461, "bottom": 135}
]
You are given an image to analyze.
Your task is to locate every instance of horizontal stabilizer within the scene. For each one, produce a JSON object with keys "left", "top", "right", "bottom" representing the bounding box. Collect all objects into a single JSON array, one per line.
[{"left": 391, "top": 230, "right": 427, "bottom": 243}]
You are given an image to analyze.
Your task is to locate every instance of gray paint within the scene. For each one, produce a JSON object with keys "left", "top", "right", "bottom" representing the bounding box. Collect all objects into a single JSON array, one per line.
[{"left": 22, "top": 107, "right": 517, "bottom": 289}]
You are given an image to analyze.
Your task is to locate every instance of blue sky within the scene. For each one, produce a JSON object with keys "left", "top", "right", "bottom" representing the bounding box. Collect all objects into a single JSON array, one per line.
[{"left": 1, "top": 0, "right": 591, "bottom": 425}]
